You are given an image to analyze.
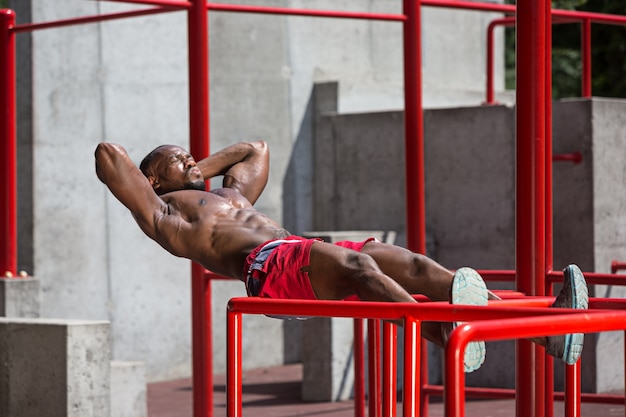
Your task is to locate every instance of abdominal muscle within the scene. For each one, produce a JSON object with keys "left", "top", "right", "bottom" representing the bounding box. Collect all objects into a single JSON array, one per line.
[
  {"left": 161, "top": 188, "right": 292, "bottom": 279},
  {"left": 187, "top": 206, "right": 292, "bottom": 279}
]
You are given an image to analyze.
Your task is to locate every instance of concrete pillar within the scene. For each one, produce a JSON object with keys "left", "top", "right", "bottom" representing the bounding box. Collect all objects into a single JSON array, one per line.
[
  {"left": 0, "top": 318, "right": 111, "bottom": 417},
  {"left": 300, "top": 231, "right": 392, "bottom": 402},
  {"left": 0, "top": 277, "right": 40, "bottom": 318}
]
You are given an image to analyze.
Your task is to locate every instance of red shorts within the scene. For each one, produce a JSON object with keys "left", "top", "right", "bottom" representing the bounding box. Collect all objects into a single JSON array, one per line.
[{"left": 243, "top": 236, "right": 377, "bottom": 300}]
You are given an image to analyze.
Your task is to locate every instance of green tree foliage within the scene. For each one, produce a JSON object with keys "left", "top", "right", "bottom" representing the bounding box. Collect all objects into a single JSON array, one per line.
[{"left": 505, "top": 1, "right": 626, "bottom": 99}]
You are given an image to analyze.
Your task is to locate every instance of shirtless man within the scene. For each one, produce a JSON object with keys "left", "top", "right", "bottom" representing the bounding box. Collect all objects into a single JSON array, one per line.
[{"left": 95, "top": 140, "right": 588, "bottom": 373}]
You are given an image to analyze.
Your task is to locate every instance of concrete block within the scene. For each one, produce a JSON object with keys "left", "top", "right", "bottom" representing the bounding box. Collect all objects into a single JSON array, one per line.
[
  {"left": 111, "top": 361, "right": 147, "bottom": 417},
  {"left": 0, "top": 277, "right": 41, "bottom": 318},
  {"left": 0, "top": 318, "right": 111, "bottom": 417}
]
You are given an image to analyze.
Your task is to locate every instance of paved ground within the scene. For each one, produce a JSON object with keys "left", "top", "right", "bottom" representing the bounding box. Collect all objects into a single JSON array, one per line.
[{"left": 147, "top": 363, "right": 625, "bottom": 417}]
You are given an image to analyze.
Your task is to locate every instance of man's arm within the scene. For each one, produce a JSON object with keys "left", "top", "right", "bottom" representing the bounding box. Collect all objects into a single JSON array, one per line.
[
  {"left": 95, "top": 142, "right": 167, "bottom": 240},
  {"left": 196, "top": 141, "right": 269, "bottom": 205}
]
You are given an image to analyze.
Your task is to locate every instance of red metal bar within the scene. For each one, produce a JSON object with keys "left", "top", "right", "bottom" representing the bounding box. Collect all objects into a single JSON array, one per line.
[
  {"left": 0, "top": 9, "right": 17, "bottom": 277},
  {"left": 353, "top": 319, "right": 366, "bottom": 417},
  {"left": 612, "top": 261, "right": 626, "bottom": 274},
  {"left": 543, "top": 3, "right": 553, "bottom": 414},
  {"left": 581, "top": 18, "right": 592, "bottom": 97},
  {"left": 206, "top": 3, "right": 405, "bottom": 21},
  {"left": 516, "top": 1, "right": 548, "bottom": 416},
  {"left": 445, "top": 311, "right": 626, "bottom": 417},
  {"left": 11, "top": 7, "right": 179, "bottom": 33},
  {"left": 226, "top": 309, "right": 243, "bottom": 417},
  {"left": 191, "top": 264, "right": 211, "bottom": 417},
  {"left": 104, "top": 0, "right": 191, "bottom": 7},
  {"left": 422, "top": 0, "right": 515, "bottom": 14},
  {"left": 403, "top": 317, "right": 421, "bottom": 417},
  {"left": 552, "top": 152, "right": 582, "bottom": 164},
  {"left": 485, "top": 17, "right": 515, "bottom": 105},
  {"left": 367, "top": 319, "right": 382, "bottom": 417},
  {"left": 187, "top": 0, "right": 210, "bottom": 414},
  {"left": 564, "top": 361, "right": 581, "bottom": 417},
  {"left": 382, "top": 322, "right": 397, "bottom": 417},
  {"left": 403, "top": 0, "right": 425, "bottom": 254},
  {"left": 422, "top": 383, "right": 625, "bottom": 403},
  {"left": 552, "top": 8, "right": 626, "bottom": 26}
]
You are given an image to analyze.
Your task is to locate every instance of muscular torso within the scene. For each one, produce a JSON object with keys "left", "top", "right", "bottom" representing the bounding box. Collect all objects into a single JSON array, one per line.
[{"left": 156, "top": 188, "right": 291, "bottom": 280}]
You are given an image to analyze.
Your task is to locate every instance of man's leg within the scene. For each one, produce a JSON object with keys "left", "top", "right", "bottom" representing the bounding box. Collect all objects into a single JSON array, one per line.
[{"left": 306, "top": 241, "right": 489, "bottom": 372}]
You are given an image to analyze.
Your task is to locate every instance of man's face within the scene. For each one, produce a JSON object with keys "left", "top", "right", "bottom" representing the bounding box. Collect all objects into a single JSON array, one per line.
[{"left": 148, "top": 145, "right": 205, "bottom": 195}]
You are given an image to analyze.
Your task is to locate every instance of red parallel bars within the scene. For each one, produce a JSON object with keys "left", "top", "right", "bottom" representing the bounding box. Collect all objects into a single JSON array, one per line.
[
  {"left": 0, "top": 9, "right": 16, "bottom": 277},
  {"left": 444, "top": 310, "right": 626, "bottom": 417},
  {"left": 226, "top": 298, "right": 606, "bottom": 417}
]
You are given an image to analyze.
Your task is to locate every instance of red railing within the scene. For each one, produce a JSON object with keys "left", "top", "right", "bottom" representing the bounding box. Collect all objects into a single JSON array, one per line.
[
  {"left": 226, "top": 297, "right": 626, "bottom": 417},
  {"left": 485, "top": 10, "right": 626, "bottom": 105},
  {"left": 445, "top": 308, "right": 626, "bottom": 417},
  {"left": 3, "top": 1, "right": 626, "bottom": 417}
]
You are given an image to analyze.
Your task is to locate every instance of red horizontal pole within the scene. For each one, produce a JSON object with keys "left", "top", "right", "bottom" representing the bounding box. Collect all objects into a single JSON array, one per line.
[
  {"left": 612, "top": 261, "right": 626, "bottom": 274},
  {"left": 227, "top": 297, "right": 607, "bottom": 323},
  {"left": 422, "top": 0, "right": 515, "bottom": 14},
  {"left": 11, "top": 7, "right": 180, "bottom": 33},
  {"left": 101, "top": 0, "right": 190, "bottom": 8},
  {"left": 553, "top": 152, "right": 582, "bottom": 164},
  {"left": 424, "top": 0, "right": 626, "bottom": 27},
  {"left": 553, "top": 9, "right": 626, "bottom": 26},
  {"left": 206, "top": 2, "right": 405, "bottom": 21},
  {"left": 424, "top": 383, "right": 625, "bottom": 403}
]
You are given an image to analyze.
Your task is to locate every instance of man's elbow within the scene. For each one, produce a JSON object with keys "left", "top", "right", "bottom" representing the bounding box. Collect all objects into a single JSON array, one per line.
[{"left": 250, "top": 140, "right": 269, "bottom": 156}]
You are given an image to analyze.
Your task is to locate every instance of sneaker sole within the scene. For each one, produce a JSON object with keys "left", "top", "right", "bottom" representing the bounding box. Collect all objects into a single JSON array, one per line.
[
  {"left": 451, "top": 267, "right": 488, "bottom": 373},
  {"left": 562, "top": 264, "right": 588, "bottom": 365}
]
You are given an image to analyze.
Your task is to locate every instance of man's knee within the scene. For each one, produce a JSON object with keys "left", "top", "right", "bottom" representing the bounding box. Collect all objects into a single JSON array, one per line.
[{"left": 345, "top": 251, "right": 379, "bottom": 274}]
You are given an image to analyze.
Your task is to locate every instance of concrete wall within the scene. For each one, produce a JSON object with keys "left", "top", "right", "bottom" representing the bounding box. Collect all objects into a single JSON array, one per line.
[{"left": 14, "top": 0, "right": 506, "bottom": 382}]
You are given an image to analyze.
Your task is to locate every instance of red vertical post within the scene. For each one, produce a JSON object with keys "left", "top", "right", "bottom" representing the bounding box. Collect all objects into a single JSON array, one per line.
[
  {"left": 226, "top": 309, "right": 243, "bottom": 417},
  {"left": 564, "top": 362, "right": 581, "bottom": 417},
  {"left": 402, "top": 2, "right": 427, "bottom": 416},
  {"left": 0, "top": 9, "right": 17, "bottom": 277},
  {"left": 402, "top": 317, "right": 420, "bottom": 417},
  {"left": 187, "top": 0, "right": 211, "bottom": 416},
  {"left": 353, "top": 319, "right": 366, "bottom": 417},
  {"left": 368, "top": 319, "right": 382, "bottom": 417},
  {"left": 382, "top": 322, "right": 397, "bottom": 417},
  {"left": 544, "top": 3, "right": 554, "bottom": 417},
  {"left": 581, "top": 18, "right": 592, "bottom": 98},
  {"left": 516, "top": 0, "right": 547, "bottom": 416},
  {"left": 402, "top": 0, "right": 425, "bottom": 255},
  {"left": 191, "top": 266, "right": 212, "bottom": 417},
  {"left": 485, "top": 20, "right": 497, "bottom": 105}
]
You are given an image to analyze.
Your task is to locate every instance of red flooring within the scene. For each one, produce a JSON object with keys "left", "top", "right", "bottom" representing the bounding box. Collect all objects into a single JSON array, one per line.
[{"left": 147, "top": 363, "right": 625, "bottom": 417}]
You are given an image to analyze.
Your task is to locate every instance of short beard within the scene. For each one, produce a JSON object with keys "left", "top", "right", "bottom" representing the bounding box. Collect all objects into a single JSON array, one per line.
[{"left": 184, "top": 180, "right": 206, "bottom": 192}]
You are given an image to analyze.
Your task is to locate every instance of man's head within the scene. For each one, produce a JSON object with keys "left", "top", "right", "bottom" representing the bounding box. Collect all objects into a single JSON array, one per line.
[{"left": 140, "top": 145, "right": 206, "bottom": 195}]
